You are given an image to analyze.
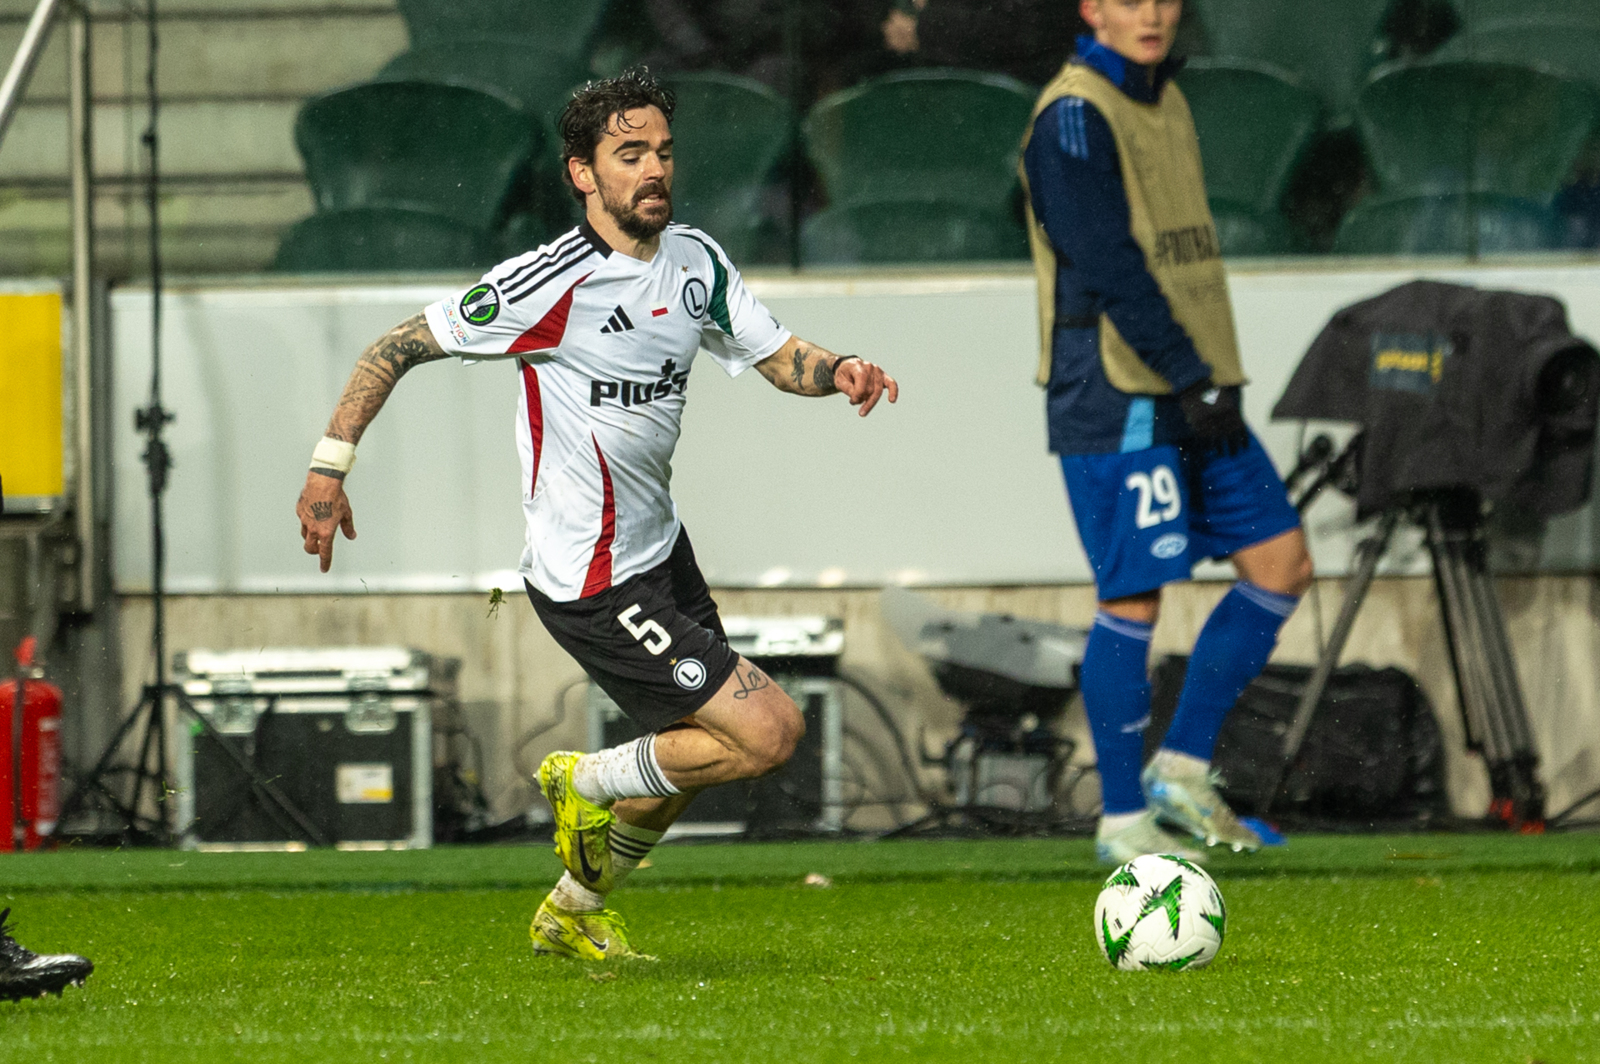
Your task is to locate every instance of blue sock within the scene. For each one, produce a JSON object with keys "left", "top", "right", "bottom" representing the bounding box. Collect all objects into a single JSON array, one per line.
[
  {"left": 1162, "top": 581, "right": 1299, "bottom": 762},
  {"left": 1079, "top": 611, "right": 1155, "bottom": 815}
]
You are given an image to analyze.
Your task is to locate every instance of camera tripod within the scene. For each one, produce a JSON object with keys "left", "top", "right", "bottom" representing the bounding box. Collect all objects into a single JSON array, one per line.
[
  {"left": 1261, "top": 437, "right": 1546, "bottom": 829},
  {"left": 61, "top": 682, "right": 328, "bottom": 845}
]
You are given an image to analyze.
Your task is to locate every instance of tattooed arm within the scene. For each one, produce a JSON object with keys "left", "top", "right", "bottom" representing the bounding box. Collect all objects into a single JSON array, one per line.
[
  {"left": 753, "top": 335, "right": 899, "bottom": 416},
  {"left": 295, "top": 312, "right": 451, "bottom": 571},
  {"left": 320, "top": 312, "right": 449, "bottom": 445}
]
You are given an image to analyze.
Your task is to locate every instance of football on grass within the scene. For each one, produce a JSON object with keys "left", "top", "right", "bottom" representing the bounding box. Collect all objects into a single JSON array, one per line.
[{"left": 1094, "top": 853, "right": 1226, "bottom": 972}]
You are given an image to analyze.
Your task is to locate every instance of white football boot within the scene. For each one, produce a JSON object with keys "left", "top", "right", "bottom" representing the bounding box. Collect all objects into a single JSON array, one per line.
[
  {"left": 1142, "top": 750, "right": 1263, "bottom": 853},
  {"left": 1095, "top": 810, "right": 1207, "bottom": 865}
]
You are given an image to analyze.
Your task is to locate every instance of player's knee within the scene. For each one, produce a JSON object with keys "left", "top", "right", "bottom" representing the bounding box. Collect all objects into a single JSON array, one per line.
[
  {"left": 1257, "top": 545, "right": 1315, "bottom": 598},
  {"left": 742, "top": 696, "right": 804, "bottom": 777},
  {"left": 772, "top": 698, "right": 806, "bottom": 763},
  {"left": 1285, "top": 550, "right": 1315, "bottom": 597},
  {"left": 1101, "top": 592, "right": 1161, "bottom": 625}
]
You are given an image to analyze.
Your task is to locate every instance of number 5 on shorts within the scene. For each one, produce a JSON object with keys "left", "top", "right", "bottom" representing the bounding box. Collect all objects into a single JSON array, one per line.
[{"left": 618, "top": 604, "right": 672, "bottom": 655}]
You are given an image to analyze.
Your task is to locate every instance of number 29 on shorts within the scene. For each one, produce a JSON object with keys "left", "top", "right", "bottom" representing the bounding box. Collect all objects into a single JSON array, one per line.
[{"left": 1126, "top": 465, "right": 1182, "bottom": 529}]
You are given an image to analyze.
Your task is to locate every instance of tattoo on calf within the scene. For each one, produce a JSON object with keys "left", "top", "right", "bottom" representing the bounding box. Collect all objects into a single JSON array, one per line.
[
  {"left": 310, "top": 501, "right": 334, "bottom": 521},
  {"left": 730, "top": 664, "right": 772, "bottom": 700}
]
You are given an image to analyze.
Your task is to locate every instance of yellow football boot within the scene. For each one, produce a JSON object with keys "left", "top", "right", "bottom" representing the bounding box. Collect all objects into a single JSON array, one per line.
[
  {"left": 537, "top": 751, "right": 617, "bottom": 892},
  {"left": 529, "top": 898, "right": 648, "bottom": 960}
]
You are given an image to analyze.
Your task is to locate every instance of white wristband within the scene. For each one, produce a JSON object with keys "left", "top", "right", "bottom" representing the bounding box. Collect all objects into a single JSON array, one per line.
[{"left": 310, "top": 436, "right": 356, "bottom": 474}]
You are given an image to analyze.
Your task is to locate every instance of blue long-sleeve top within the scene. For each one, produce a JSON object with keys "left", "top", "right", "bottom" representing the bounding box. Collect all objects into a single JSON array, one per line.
[{"left": 1024, "top": 35, "right": 1219, "bottom": 455}]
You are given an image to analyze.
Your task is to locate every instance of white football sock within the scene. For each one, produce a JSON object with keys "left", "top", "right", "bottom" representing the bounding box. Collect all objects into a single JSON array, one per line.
[
  {"left": 608, "top": 820, "right": 664, "bottom": 889},
  {"left": 572, "top": 735, "right": 681, "bottom": 806},
  {"left": 550, "top": 871, "right": 605, "bottom": 913},
  {"left": 1098, "top": 809, "right": 1148, "bottom": 836}
]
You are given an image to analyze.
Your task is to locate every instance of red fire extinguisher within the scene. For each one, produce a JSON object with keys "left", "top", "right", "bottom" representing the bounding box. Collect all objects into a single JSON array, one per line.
[{"left": 0, "top": 637, "right": 62, "bottom": 852}]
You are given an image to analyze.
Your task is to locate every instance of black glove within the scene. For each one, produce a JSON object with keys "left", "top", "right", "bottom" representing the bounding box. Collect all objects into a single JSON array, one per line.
[{"left": 1177, "top": 379, "right": 1249, "bottom": 456}]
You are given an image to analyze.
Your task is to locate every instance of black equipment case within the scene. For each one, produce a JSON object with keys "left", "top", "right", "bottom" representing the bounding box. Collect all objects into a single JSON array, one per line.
[
  {"left": 1149, "top": 656, "right": 1450, "bottom": 828},
  {"left": 172, "top": 647, "right": 452, "bottom": 849}
]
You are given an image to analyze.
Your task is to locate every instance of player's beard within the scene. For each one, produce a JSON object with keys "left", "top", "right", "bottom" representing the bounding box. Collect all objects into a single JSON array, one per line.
[{"left": 601, "top": 179, "right": 672, "bottom": 242}]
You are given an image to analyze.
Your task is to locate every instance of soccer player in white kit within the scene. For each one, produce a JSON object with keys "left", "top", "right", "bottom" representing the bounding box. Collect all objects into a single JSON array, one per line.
[{"left": 295, "top": 70, "right": 898, "bottom": 959}]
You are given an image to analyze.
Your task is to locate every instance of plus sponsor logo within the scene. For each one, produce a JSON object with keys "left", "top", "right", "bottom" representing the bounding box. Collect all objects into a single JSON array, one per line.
[{"left": 590, "top": 358, "right": 690, "bottom": 409}]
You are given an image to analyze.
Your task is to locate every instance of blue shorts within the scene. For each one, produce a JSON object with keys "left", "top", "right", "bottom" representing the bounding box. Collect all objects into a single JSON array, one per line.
[{"left": 1059, "top": 432, "right": 1301, "bottom": 600}]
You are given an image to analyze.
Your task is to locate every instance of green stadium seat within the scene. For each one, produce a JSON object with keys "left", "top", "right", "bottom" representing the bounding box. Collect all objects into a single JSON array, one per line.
[
  {"left": 665, "top": 73, "right": 794, "bottom": 262},
  {"left": 1355, "top": 59, "right": 1598, "bottom": 205},
  {"left": 1434, "top": 20, "right": 1600, "bottom": 92},
  {"left": 1211, "top": 206, "right": 1295, "bottom": 255},
  {"left": 1177, "top": 59, "right": 1321, "bottom": 255},
  {"left": 396, "top": 0, "right": 611, "bottom": 65},
  {"left": 800, "top": 199, "right": 1027, "bottom": 264},
  {"left": 1332, "top": 193, "right": 1556, "bottom": 254},
  {"left": 1444, "top": 0, "right": 1598, "bottom": 24},
  {"left": 273, "top": 207, "right": 495, "bottom": 272},
  {"left": 499, "top": 208, "right": 559, "bottom": 260},
  {"left": 295, "top": 80, "right": 535, "bottom": 232},
  {"left": 802, "top": 69, "right": 1036, "bottom": 209},
  {"left": 1338, "top": 59, "right": 1599, "bottom": 253},
  {"left": 1188, "top": 0, "right": 1394, "bottom": 118},
  {"left": 376, "top": 41, "right": 589, "bottom": 127}
]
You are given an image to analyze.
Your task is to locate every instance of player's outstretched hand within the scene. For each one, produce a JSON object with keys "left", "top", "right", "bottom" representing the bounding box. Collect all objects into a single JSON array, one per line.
[
  {"left": 296, "top": 472, "right": 357, "bottom": 573},
  {"left": 835, "top": 358, "right": 899, "bottom": 417}
]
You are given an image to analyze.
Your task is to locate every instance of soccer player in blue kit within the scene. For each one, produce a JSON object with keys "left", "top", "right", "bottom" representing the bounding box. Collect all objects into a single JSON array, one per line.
[{"left": 1021, "top": 0, "right": 1314, "bottom": 862}]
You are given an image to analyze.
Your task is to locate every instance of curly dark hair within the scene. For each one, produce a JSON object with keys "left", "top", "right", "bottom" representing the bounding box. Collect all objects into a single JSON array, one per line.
[{"left": 558, "top": 68, "right": 677, "bottom": 203}]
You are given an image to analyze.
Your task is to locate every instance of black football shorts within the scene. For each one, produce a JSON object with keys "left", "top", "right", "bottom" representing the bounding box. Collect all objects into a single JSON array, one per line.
[{"left": 525, "top": 528, "right": 740, "bottom": 732}]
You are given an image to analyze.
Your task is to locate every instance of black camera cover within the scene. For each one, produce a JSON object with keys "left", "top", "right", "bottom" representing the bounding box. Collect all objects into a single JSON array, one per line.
[{"left": 1273, "top": 280, "right": 1600, "bottom": 518}]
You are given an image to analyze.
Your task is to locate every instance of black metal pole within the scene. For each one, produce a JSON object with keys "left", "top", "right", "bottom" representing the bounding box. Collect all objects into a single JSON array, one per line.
[
  {"left": 133, "top": 0, "right": 173, "bottom": 836},
  {"left": 1256, "top": 508, "right": 1401, "bottom": 815},
  {"left": 784, "top": 0, "right": 802, "bottom": 269},
  {"left": 10, "top": 650, "right": 24, "bottom": 850},
  {"left": 145, "top": 0, "right": 162, "bottom": 688}
]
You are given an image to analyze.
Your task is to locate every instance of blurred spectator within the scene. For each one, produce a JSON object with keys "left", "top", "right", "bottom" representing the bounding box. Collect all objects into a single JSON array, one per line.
[
  {"left": 878, "top": 0, "right": 1079, "bottom": 86},
  {"left": 641, "top": 0, "right": 879, "bottom": 100},
  {"left": 1378, "top": 0, "right": 1461, "bottom": 62},
  {"left": 1556, "top": 141, "right": 1600, "bottom": 250}
]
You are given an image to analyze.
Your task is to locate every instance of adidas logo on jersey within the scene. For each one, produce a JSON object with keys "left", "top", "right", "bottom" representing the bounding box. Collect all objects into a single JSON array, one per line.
[{"left": 600, "top": 306, "right": 635, "bottom": 334}]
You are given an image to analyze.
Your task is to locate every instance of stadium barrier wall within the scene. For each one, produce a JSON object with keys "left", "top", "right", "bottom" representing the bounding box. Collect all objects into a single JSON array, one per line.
[
  {"left": 100, "top": 259, "right": 1600, "bottom": 828},
  {"left": 114, "top": 574, "right": 1600, "bottom": 829},
  {"left": 107, "top": 260, "right": 1600, "bottom": 593}
]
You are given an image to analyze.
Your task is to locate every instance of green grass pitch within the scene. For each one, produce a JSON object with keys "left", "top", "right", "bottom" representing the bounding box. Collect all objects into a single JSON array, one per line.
[{"left": 2, "top": 834, "right": 1598, "bottom": 1063}]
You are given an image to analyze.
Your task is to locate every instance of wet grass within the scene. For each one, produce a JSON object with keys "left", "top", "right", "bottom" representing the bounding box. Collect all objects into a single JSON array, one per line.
[{"left": 1, "top": 835, "right": 1596, "bottom": 1063}]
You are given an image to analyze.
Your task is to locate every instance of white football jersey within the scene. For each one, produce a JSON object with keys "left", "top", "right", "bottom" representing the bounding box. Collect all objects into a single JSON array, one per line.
[{"left": 424, "top": 221, "right": 790, "bottom": 601}]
